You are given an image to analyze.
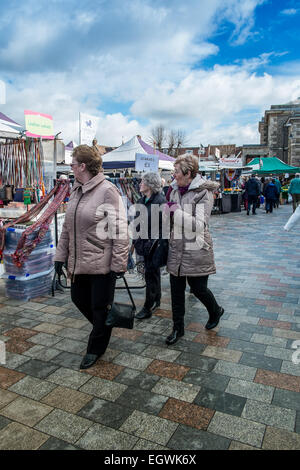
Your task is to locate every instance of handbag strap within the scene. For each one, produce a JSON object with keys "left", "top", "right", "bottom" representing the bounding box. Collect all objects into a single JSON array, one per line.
[{"left": 121, "top": 276, "right": 137, "bottom": 312}]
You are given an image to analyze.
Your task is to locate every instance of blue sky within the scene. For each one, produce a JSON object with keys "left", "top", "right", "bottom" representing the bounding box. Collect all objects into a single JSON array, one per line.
[{"left": 0, "top": 0, "right": 300, "bottom": 146}]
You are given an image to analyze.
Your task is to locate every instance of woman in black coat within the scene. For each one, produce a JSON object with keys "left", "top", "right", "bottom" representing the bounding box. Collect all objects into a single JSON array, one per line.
[
  {"left": 264, "top": 179, "right": 279, "bottom": 213},
  {"left": 133, "top": 172, "right": 166, "bottom": 319}
]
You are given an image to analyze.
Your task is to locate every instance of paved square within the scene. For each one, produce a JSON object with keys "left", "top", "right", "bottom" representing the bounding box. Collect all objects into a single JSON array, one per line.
[{"left": 0, "top": 204, "right": 299, "bottom": 449}]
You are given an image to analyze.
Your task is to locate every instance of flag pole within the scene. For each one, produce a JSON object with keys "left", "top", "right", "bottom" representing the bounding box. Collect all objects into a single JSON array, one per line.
[{"left": 79, "top": 112, "right": 81, "bottom": 145}]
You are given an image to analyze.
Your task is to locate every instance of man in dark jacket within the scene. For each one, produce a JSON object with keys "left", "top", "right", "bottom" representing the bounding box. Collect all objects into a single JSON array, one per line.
[
  {"left": 245, "top": 175, "right": 260, "bottom": 215},
  {"left": 264, "top": 179, "right": 279, "bottom": 213}
]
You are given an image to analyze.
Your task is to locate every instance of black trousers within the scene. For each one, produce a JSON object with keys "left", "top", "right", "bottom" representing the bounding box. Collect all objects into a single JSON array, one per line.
[
  {"left": 71, "top": 273, "right": 116, "bottom": 356},
  {"left": 144, "top": 264, "right": 161, "bottom": 310},
  {"left": 248, "top": 195, "right": 257, "bottom": 213},
  {"left": 266, "top": 198, "right": 275, "bottom": 213},
  {"left": 170, "top": 274, "right": 220, "bottom": 331}
]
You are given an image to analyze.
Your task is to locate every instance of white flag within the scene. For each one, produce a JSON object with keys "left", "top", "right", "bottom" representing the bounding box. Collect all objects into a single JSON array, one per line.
[{"left": 79, "top": 112, "right": 99, "bottom": 145}]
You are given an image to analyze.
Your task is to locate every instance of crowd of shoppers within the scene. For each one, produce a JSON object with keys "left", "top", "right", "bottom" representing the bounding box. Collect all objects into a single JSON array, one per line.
[{"left": 241, "top": 175, "right": 295, "bottom": 214}]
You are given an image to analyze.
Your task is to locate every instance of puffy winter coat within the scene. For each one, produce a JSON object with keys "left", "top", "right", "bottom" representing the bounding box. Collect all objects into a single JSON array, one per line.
[
  {"left": 288, "top": 177, "right": 300, "bottom": 194},
  {"left": 133, "top": 191, "right": 167, "bottom": 268},
  {"left": 264, "top": 183, "right": 279, "bottom": 200},
  {"left": 245, "top": 177, "right": 260, "bottom": 196},
  {"left": 166, "top": 175, "right": 219, "bottom": 277},
  {"left": 54, "top": 172, "right": 129, "bottom": 276}
]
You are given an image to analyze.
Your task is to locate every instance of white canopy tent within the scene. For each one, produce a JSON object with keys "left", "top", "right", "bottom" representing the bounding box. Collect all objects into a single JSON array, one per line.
[
  {"left": 0, "top": 112, "right": 23, "bottom": 138},
  {"left": 102, "top": 135, "right": 175, "bottom": 171}
]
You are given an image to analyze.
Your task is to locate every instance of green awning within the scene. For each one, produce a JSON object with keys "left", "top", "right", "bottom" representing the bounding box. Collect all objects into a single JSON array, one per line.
[{"left": 246, "top": 157, "right": 300, "bottom": 175}]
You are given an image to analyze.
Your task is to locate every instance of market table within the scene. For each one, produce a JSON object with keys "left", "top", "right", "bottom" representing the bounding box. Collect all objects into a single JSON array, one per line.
[{"left": 221, "top": 192, "right": 242, "bottom": 213}]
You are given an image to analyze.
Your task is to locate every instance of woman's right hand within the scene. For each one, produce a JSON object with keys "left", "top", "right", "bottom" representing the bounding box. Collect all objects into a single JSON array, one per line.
[{"left": 54, "top": 261, "right": 64, "bottom": 276}]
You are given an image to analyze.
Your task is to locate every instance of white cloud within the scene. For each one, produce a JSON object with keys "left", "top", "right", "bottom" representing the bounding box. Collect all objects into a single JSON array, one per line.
[
  {"left": 0, "top": 0, "right": 295, "bottom": 148},
  {"left": 281, "top": 8, "right": 298, "bottom": 15},
  {"left": 131, "top": 63, "right": 300, "bottom": 145}
]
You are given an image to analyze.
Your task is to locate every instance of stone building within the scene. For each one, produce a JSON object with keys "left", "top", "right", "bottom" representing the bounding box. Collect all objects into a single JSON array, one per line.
[
  {"left": 259, "top": 98, "right": 300, "bottom": 166},
  {"left": 242, "top": 98, "right": 300, "bottom": 166}
]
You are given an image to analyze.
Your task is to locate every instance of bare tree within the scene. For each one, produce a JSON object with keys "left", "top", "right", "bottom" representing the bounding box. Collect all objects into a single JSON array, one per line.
[
  {"left": 149, "top": 124, "right": 166, "bottom": 152},
  {"left": 174, "top": 129, "right": 187, "bottom": 157},
  {"left": 167, "top": 129, "right": 176, "bottom": 156}
]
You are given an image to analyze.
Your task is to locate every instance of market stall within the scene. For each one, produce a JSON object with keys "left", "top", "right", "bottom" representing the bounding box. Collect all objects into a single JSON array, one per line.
[
  {"left": 101, "top": 135, "right": 175, "bottom": 171},
  {"left": 0, "top": 112, "right": 68, "bottom": 297}
]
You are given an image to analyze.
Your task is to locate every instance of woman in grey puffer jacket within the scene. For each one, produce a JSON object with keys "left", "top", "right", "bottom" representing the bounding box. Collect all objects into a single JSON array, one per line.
[{"left": 165, "top": 154, "right": 224, "bottom": 345}]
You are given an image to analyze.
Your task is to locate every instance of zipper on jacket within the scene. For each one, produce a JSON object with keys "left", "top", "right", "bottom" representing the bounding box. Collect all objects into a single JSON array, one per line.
[{"left": 72, "top": 191, "right": 84, "bottom": 282}]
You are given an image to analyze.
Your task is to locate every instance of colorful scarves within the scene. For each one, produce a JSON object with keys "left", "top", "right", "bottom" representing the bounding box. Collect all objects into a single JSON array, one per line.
[{"left": 0, "top": 179, "right": 70, "bottom": 266}]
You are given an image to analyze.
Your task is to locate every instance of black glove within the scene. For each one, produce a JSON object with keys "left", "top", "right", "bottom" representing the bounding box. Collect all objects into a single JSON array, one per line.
[
  {"left": 110, "top": 271, "right": 125, "bottom": 279},
  {"left": 54, "top": 261, "right": 64, "bottom": 276}
]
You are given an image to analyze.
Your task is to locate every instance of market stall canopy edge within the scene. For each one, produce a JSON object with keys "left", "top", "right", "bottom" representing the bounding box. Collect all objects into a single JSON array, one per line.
[{"left": 246, "top": 157, "right": 300, "bottom": 175}]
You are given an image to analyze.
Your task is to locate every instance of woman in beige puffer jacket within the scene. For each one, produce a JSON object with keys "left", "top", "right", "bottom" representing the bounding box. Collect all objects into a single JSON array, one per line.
[
  {"left": 165, "top": 155, "right": 224, "bottom": 345},
  {"left": 54, "top": 145, "right": 129, "bottom": 370}
]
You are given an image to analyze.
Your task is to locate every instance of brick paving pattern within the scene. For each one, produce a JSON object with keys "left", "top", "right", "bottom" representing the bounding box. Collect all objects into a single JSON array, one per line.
[{"left": 0, "top": 203, "right": 299, "bottom": 450}]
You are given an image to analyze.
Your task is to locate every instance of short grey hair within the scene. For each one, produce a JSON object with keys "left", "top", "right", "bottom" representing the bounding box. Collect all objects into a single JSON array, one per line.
[{"left": 142, "top": 172, "right": 162, "bottom": 194}]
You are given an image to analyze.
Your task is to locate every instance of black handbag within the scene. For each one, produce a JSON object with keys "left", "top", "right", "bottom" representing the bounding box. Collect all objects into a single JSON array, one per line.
[
  {"left": 105, "top": 276, "right": 136, "bottom": 329},
  {"left": 150, "top": 238, "right": 169, "bottom": 269}
]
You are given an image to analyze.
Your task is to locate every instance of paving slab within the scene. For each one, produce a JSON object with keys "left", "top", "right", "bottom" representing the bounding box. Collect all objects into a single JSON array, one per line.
[
  {"left": 76, "top": 422, "right": 138, "bottom": 450},
  {"left": 34, "top": 408, "right": 93, "bottom": 444},
  {"left": 120, "top": 410, "right": 178, "bottom": 446},
  {"left": 0, "top": 396, "right": 53, "bottom": 427},
  {"left": 0, "top": 422, "right": 49, "bottom": 450},
  {"left": 208, "top": 411, "right": 266, "bottom": 448}
]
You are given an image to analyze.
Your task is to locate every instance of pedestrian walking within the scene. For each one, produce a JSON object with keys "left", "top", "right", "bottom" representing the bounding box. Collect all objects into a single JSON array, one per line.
[
  {"left": 241, "top": 177, "right": 248, "bottom": 211},
  {"left": 264, "top": 179, "right": 279, "bottom": 213},
  {"left": 256, "top": 176, "right": 262, "bottom": 208},
  {"left": 164, "top": 154, "right": 224, "bottom": 345},
  {"left": 54, "top": 145, "right": 129, "bottom": 370},
  {"left": 133, "top": 172, "right": 167, "bottom": 319},
  {"left": 245, "top": 174, "right": 260, "bottom": 215},
  {"left": 274, "top": 178, "right": 281, "bottom": 208},
  {"left": 288, "top": 173, "right": 300, "bottom": 212}
]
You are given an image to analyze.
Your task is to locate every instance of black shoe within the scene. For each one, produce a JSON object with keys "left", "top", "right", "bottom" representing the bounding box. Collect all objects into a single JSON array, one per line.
[
  {"left": 150, "top": 301, "right": 161, "bottom": 314},
  {"left": 252, "top": 212, "right": 256, "bottom": 215},
  {"left": 205, "top": 307, "right": 224, "bottom": 330},
  {"left": 80, "top": 354, "right": 99, "bottom": 370},
  {"left": 135, "top": 307, "right": 152, "bottom": 319},
  {"left": 165, "top": 329, "right": 184, "bottom": 345},
  {"left": 247, "top": 211, "right": 249, "bottom": 215}
]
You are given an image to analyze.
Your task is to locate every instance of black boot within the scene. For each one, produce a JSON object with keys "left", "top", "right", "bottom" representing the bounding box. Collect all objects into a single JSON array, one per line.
[
  {"left": 80, "top": 354, "right": 99, "bottom": 369},
  {"left": 135, "top": 307, "right": 152, "bottom": 320},
  {"left": 205, "top": 307, "right": 224, "bottom": 330},
  {"left": 150, "top": 301, "right": 161, "bottom": 314},
  {"left": 165, "top": 328, "right": 184, "bottom": 345}
]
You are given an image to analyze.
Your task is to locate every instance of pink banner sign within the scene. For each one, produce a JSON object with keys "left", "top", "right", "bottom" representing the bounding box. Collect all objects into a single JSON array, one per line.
[{"left": 24, "top": 110, "right": 54, "bottom": 139}]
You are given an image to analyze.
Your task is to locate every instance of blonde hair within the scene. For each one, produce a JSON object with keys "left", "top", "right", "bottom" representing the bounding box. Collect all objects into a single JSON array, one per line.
[
  {"left": 175, "top": 154, "right": 199, "bottom": 178},
  {"left": 72, "top": 145, "right": 103, "bottom": 176}
]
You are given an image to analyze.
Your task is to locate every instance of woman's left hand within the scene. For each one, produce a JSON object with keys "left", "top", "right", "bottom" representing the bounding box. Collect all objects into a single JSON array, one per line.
[{"left": 162, "top": 202, "right": 179, "bottom": 215}]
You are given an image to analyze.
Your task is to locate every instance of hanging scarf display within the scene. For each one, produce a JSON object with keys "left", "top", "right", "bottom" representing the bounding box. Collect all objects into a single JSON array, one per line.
[
  {"left": 0, "top": 179, "right": 70, "bottom": 265},
  {"left": 108, "top": 177, "right": 141, "bottom": 210},
  {"left": 0, "top": 139, "right": 44, "bottom": 193}
]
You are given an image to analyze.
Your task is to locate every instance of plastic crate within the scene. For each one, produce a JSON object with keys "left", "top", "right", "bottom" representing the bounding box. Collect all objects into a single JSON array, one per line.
[
  {"left": 3, "top": 268, "right": 54, "bottom": 301},
  {"left": 5, "top": 226, "right": 54, "bottom": 251},
  {"left": 3, "top": 246, "right": 55, "bottom": 276}
]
